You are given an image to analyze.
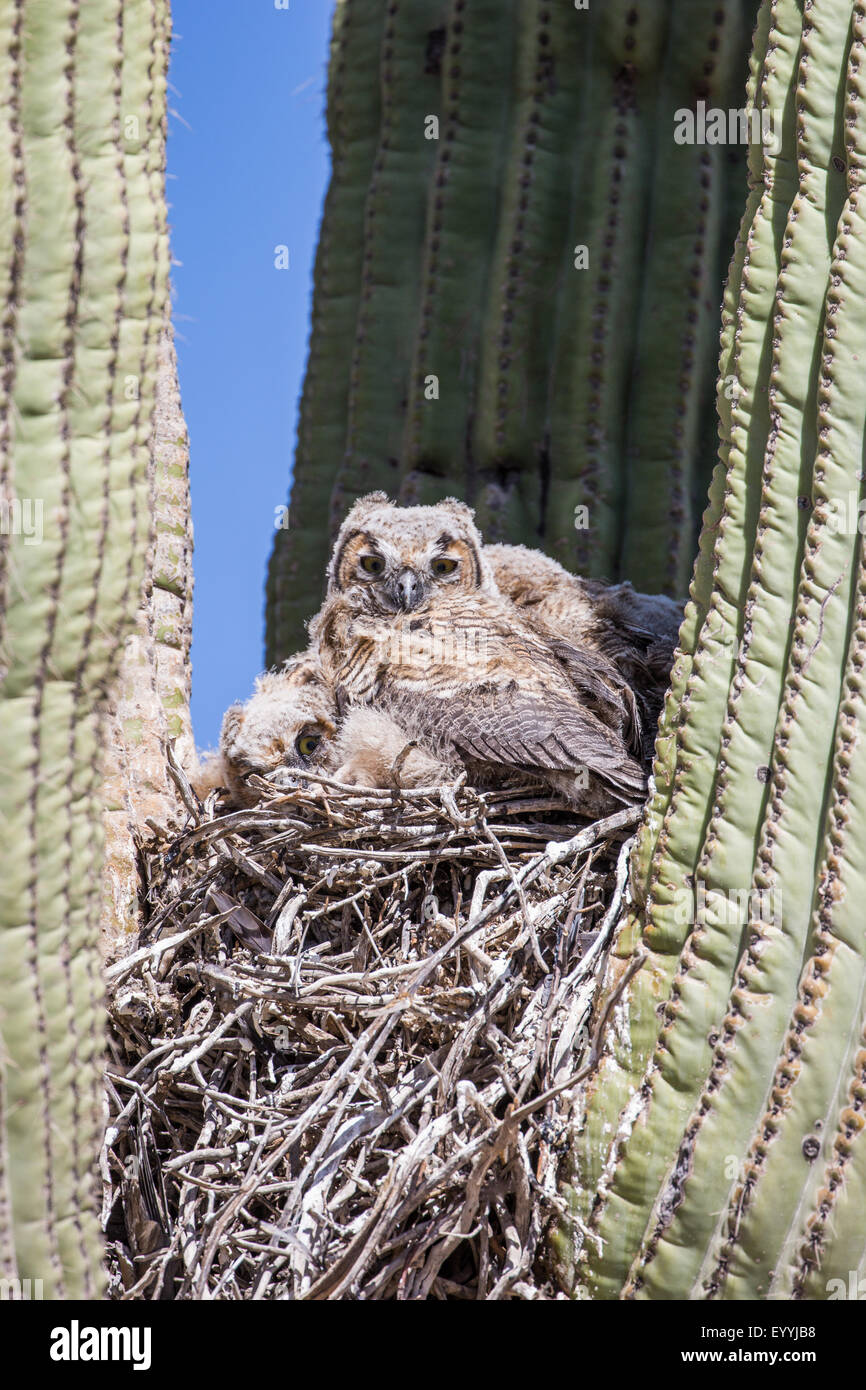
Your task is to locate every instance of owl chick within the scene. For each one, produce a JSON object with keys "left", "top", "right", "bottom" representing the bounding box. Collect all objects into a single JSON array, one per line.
[
  {"left": 327, "top": 490, "right": 500, "bottom": 606},
  {"left": 328, "top": 493, "right": 678, "bottom": 700},
  {"left": 314, "top": 495, "right": 645, "bottom": 814},
  {"left": 485, "top": 543, "right": 681, "bottom": 740},
  {"left": 193, "top": 649, "right": 338, "bottom": 806},
  {"left": 486, "top": 542, "right": 680, "bottom": 666},
  {"left": 331, "top": 707, "right": 457, "bottom": 789},
  {"left": 193, "top": 649, "right": 453, "bottom": 804}
]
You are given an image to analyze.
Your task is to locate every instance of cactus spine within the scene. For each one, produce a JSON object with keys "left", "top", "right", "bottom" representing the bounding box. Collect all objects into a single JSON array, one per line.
[
  {"left": 265, "top": 0, "right": 759, "bottom": 665},
  {"left": 0, "top": 0, "right": 184, "bottom": 1297},
  {"left": 565, "top": 0, "right": 866, "bottom": 1299}
]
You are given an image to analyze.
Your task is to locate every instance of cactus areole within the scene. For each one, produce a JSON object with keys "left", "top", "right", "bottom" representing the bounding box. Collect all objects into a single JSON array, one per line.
[
  {"left": 563, "top": 0, "right": 866, "bottom": 1301},
  {"left": 0, "top": 0, "right": 181, "bottom": 1298},
  {"left": 266, "top": 0, "right": 758, "bottom": 665}
]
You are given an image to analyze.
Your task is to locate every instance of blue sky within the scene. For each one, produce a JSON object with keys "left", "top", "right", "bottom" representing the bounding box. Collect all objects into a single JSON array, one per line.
[{"left": 168, "top": 0, "right": 335, "bottom": 749}]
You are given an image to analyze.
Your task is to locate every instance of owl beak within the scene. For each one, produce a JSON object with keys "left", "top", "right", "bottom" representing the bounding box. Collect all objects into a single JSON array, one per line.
[{"left": 392, "top": 568, "right": 425, "bottom": 611}]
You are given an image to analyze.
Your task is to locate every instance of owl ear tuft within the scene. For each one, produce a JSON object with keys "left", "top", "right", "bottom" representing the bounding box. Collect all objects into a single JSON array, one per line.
[
  {"left": 440, "top": 496, "right": 478, "bottom": 525},
  {"left": 340, "top": 491, "right": 391, "bottom": 527},
  {"left": 330, "top": 491, "right": 394, "bottom": 591},
  {"left": 278, "top": 652, "right": 318, "bottom": 688}
]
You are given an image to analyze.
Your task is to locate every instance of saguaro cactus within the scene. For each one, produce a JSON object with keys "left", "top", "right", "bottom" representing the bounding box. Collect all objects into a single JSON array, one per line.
[
  {"left": 266, "top": 0, "right": 761, "bottom": 664},
  {"left": 563, "top": 0, "right": 866, "bottom": 1299},
  {"left": 0, "top": 0, "right": 187, "bottom": 1298}
]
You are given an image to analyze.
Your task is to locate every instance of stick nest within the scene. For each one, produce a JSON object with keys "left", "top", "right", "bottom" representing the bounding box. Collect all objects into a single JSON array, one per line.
[{"left": 101, "top": 763, "right": 638, "bottom": 1300}]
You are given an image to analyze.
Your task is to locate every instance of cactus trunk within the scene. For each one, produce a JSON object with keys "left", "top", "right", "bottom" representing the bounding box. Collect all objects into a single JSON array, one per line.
[
  {"left": 564, "top": 0, "right": 866, "bottom": 1300},
  {"left": 265, "top": 0, "right": 760, "bottom": 665},
  {"left": 0, "top": 0, "right": 187, "bottom": 1298}
]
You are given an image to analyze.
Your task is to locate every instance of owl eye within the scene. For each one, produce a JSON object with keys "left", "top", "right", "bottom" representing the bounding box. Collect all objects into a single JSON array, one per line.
[
  {"left": 295, "top": 731, "right": 322, "bottom": 758},
  {"left": 359, "top": 554, "right": 385, "bottom": 575},
  {"left": 431, "top": 556, "right": 458, "bottom": 577}
]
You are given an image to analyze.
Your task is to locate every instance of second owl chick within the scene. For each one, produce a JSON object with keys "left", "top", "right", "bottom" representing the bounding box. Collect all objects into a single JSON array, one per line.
[
  {"left": 194, "top": 649, "right": 337, "bottom": 806},
  {"left": 484, "top": 544, "right": 680, "bottom": 764},
  {"left": 194, "top": 649, "right": 452, "bottom": 805},
  {"left": 486, "top": 542, "right": 681, "bottom": 724}
]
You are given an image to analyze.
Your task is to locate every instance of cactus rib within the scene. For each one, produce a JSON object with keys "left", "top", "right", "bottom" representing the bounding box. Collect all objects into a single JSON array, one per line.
[
  {"left": 572, "top": 0, "right": 866, "bottom": 1302},
  {"left": 0, "top": 0, "right": 175, "bottom": 1298},
  {"left": 400, "top": 0, "right": 519, "bottom": 508},
  {"left": 268, "top": 0, "right": 759, "bottom": 661},
  {"left": 330, "top": 0, "right": 447, "bottom": 527},
  {"left": 265, "top": 0, "right": 385, "bottom": 664}
]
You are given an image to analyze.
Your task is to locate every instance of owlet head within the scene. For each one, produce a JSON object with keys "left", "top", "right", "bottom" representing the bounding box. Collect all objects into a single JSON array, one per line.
[
  {"left": 220, "top": 653, "right": 338, "bottom": 800},
  {"left": 327, "top": 491, "right": 497, "bottom": 612}
]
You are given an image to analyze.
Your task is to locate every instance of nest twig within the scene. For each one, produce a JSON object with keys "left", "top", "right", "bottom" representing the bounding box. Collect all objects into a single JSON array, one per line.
[{"left": 101, "top": 767, "right": 639, "bottom": 1300}]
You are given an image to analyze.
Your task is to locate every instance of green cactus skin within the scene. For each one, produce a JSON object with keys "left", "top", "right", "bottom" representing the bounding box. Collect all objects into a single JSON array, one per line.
[
  {"left": 400, "top": 0, "right": 519, "bottom": 511},
  {"left": 471, "top": 0, "right": 587, "bottom": 544},
  {"left": 331, "top": 0, "right": 450, "bottom": 529},
  {"left": 265, "top": 0, "right": 760, "bottom": 666},
  {"left": 560, "top": 0, "right": 781, "bottom": 1271},
  {"left": 617, "top": 1, "right": 750, "bottom": 593},
  {"left": 547, "top": 0, "right": 668, "bottom": 579},
  {"left": 563, "top": 0, "right": 866, "bottom": 1301},
  {"left": 265, "top": 0, "right": 386, "bottom": 656},
  {"left": 102, "top": 324, "right": 194, "bottom": 944},
  {"left": 0, "top": 0, "right": 176, "bottom": 1299}
]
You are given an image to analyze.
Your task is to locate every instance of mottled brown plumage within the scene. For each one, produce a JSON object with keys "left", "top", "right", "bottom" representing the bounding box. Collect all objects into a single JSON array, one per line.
[
  {"left": 193, "top": 648, "right": 451, "bottom": 804},
  {"left": 193, "top": 649, "right": 338, "bottom": 806},
  {"left": 332, "top": 707, "right": 456, "bottom": 789},
  {"left": 314, "top": 497, "right": 648, "bottom": 812},
  {"left": 202, "top": 496, "right": 680, "bottom": 807},
  {"left": 486, "top": 543, "right": 681, "bottom": 740}
]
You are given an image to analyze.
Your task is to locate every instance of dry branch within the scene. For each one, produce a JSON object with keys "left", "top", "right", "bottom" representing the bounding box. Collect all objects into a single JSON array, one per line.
[{"left": 101, "top": 770, "right": 640, "bottom": 1300}]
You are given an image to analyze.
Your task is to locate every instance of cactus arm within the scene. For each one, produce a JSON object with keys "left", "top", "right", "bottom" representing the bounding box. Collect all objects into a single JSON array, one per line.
[
  {"left": 470, "top": 0, "right": 587, "bottom": 542},
  {"left": 625, "top": 0, "right": 859, "bottom": 1301},
  {"left": 618, "top": 2, "right": 749, "bottom": 595},
  {"left": 328, "top": 0, "right": 448, "bottom": 528},
  {"left": 264, "top": 0, "right": 385, "bottom": 666},
  {"left": 399, "top": 0, "right": 519, "bottom": 508},
  {"left": 703, "top": 30, "right": 866, "bottom": 1294},
  {"left": 572, "top": 0, "right": 802, "bottom": 1296},
  {"left": 567, "top": 2, "right": 782, "bottom": 1265},
  {"left": 1, "top": 0, "right": 110, "bottom": 1301},
  {"left": 571, "top": 0, "right": 866, "bottom": 1301},
  {"left": 0, "top": 0, "right": 175, "bottom": 1298}
]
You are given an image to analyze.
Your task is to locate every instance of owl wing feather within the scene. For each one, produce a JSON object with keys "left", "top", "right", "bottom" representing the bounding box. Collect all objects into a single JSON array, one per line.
[
  {"left": 322, "top": 592, "right": 646, "bottom": 802},
  {"left": 544, "top": 636, "right": 643, "bottom": 755},
  {"left": 381, "top": 683, "right": 646, "bottom": 802}
]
